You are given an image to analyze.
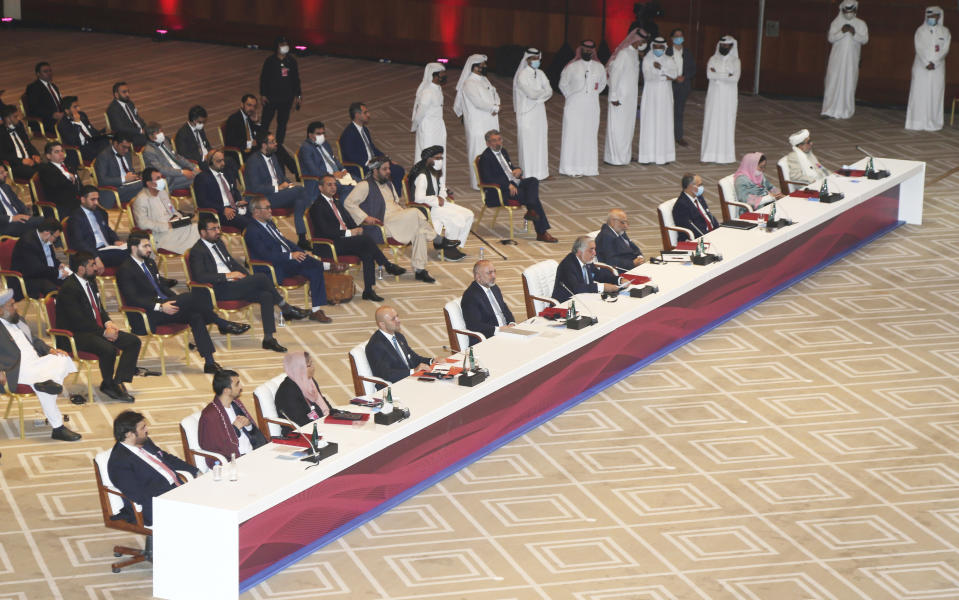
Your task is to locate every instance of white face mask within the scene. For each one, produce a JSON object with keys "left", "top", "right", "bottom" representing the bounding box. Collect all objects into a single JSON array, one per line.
[
  {"left": 154, "top": 178, "right": 167, "bottom": 191},
  {"left": 279, "top": 45, "right": 290, "bottom": 55},
  {"left": 314, "top": 134, "right": 325, "bottom": 145},
  {"left": 432, "top": 159, "right": 444, "bottom": 170},
  {"left": 530, "top": 59, "right": 541, "bottom": 69},
  {"left": 153, "top": 132, "right": 165, "bottom": 144},
  {"left": 194, "top": 122, "right": 204, "bottom": 130}
]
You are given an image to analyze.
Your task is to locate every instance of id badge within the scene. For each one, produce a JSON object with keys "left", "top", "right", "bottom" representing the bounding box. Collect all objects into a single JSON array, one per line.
[
  {"left": 308, "top": 409, "right": 319, "bottom": 421},
  {"left": 281, "top": 67, "right": 289, "bottom": 77}
]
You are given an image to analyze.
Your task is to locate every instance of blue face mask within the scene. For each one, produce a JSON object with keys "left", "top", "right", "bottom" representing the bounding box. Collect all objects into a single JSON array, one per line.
[
  {"left": 927, "top": 17, "right": 938, "bottom": 26},
  {"left": 530, "top": 59, "right": 541, "bottom": 69},
  {"left": 653, "top": 49, "right": 665, "bottom": 57},
  {"left": 673, "top": 37, "right": 684, "bottom": 46},
  {"left": 696, "top": 185, "right": 704, "bottom": 196}
]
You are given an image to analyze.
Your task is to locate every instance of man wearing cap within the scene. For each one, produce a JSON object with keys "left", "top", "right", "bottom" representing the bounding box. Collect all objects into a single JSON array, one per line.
[
  {"left": 454, "top": 55, "right": 500, "bottom": 190},
  {"left": 512, "top": 48, "right": 552, "bottom": 180},
  {"left": 822, "top": 2, "right": 869, "bottom": 119},
  {"left": 409, "top": 146, "right": 473, "bottom": 261},
  {"left": 905, "top": 6, "right": 951, "bottom": 131},
  {"left": 785, "top": 129, "right": 830, "bottom": 185},
  {"left": 559, "top": 40, "right": 607, "bottom": 177},
  {"left": 0, "top": 287, "right": 81, "bottom": 441},
  {"left": 638, "top": 37, "right": 678, "bottom": 165}
]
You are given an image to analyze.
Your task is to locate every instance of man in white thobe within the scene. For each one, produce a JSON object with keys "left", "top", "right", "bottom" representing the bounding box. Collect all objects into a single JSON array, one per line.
[
  {"left": 454, "top": 54, "right": 500, "bottom": 190},
  {"left": 559, "top": 40, "right": 607, "bottom": 177},
  {"left": 637, "top": 37, "right": 677, "bottom": 165},
  {"left": 821, "top": 2, "right": 869, "bottom": 119},
  {"left": 701, "top": 36, "right": 741, "bottom": 164},
  {"left": 411, "top": 63, "right": 448, "bottom": 178},
  {"left": 411, "top": 145, "right": 473, "bottom": 261},
  {"left": 785, "top": 129, "right": 830, "bottom": 186},
  {"left": 906, "top": 6, "right": 951, "bottom": 131},
  {"left": 513, "top": 48, "right": 553, "bottom": 180},
  {"left": 604, "top": 30, "right": 645, "bottom": 166}
]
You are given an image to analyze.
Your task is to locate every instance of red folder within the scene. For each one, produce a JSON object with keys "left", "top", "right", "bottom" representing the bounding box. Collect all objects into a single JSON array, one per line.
[
  {"left": 271, "top": 436, "right": 313, "bottom": 448},
  {"left": 324, "top": 413, "right": 370, "bottom": 425},
  {"left": 674, "top": 241, "right": 707, "bottom": 251},
  {"left": 539, "top": 307, "right": 569, "bottom": 319},
  {"left": 788, "top": 190, "right": 819, "bottom": 198},
  {"left": 737, "top": 212, "right": 769, "bottom": 221},
  {"left": 836, "top": 169, "right": 865, "bottom": 177},
  {"left": 620, "top": 274, "right": 651, "bottom": 285}
]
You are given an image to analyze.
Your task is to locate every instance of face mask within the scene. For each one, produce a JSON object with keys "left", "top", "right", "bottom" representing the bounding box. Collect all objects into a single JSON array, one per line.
[
  {"left": 653, "top": 49, "right": 665, "bottom": 57},
  {"left": 195, "top": 122, "right": 204, "bottom": 130},
  {"left": 673, "top": 37, "right": 684, "bottom": 46},
  {"left": 437, "top": 75, "right": 447, "bottom": 84},
  {"left": 696, "top": 185, "right": 704, "bottom": 196},
  {"left": 153, "top": 132, "right": 165, "bottom": 144},
  {"left": 582, "top": 51, "right": 593, "bottom": 61},
  {"left": 530, "top": 59, "right": 541, "bottom": 69},
  {"left": 314, "top": 134, "right": 325, "bottom": 145},
  {"left": 478, "top": 66, "right": 488, "bottom": 76},
  {"left": 843, "top": 12, "right": 855, "bottom": 20},
  {"left": 927, "top": 17, "right": 938, "bottom": 26},
  {"left": 719, "top": 46, "right": 731, "bottom": 55},
  {"left": 155, "top": 178, "right": 167, "bottom": 191},
  {"left": 432, "top": 159, "right": 443, "bottom": 170},
  {"left": 279, "top": 45, "right": 290, "bottom": 55}
]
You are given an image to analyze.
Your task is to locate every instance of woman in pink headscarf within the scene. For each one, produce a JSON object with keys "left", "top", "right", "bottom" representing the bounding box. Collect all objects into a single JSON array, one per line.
[
  {"left": 733, "top": 152, "right": 784, "bottom": 209},
  {"left": 274, "top": 351, "right": 334, "bottom": 435}
]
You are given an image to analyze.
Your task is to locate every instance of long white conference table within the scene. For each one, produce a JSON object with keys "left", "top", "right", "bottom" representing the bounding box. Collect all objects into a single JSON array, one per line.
[{"left": 153, "top": 158, "right": 924, "bottom": 599}]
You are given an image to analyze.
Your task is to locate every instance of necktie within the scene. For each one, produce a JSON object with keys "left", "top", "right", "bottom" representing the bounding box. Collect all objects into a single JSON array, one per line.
[
  {"left": 0, "top": 187, "right": 16, "bottom": 217},
  {"left": 139, "top": 448, "right": 180, "bottom": 486},
  {"left": 243, "top": 116, "right": 253, "bottom": 142},
  {"left": 160, "top": 143, "right": 179, "bottom": 168},
  {"left": 140, "top": 262, "right": 168, "bottom": 299},
  {"left": 360, "top": 128, "right": 374, "bottom": 160},
  {"left": 485, "top": 287, "right": 506, "bottom": 326},
  {"left": 694, "top": 197, "right": 714, "bottom": 232},
  {"left": 212, "top": 242, "right": 231, "bottom": 270},
  {"left": 74, "top": 120, "right": 90, "bottom": 144},
  {"left": 495, "top": 152, "right": 516, "bottom": 183},
  {"left": 9, "top": 130, "right": 27, "bottom": 159},
  {"left": 122, "top": 103, "right": 142, "bottom": 133},
  {"left": 46, "top": 81, "right": 62, "bottom": 111},
  {"left": 327, "top": 197, "right": 347, "bottom": 230},
  {"left": 115, "top": 152, "right": 129, "bottom": 175},
  {"left": 267, "top": 222, "right": 290, "bottom": 252},
  {"left": 319, "top": 145, "right": 336, "bottom": 172},
  {"left": 195, "top": 129, "right": 206, "bottom": 155},
  {"left": 264, "top": 155, "right": 278, "bottom": 190},
  {"left": 85, "top": 282, "right": 103, "bottom": 327},
  {"left": 391, "top": 336, "right": 409, "bottom": 368},
  {"left": 215, "top": 172, "right": 237, "bottom": 209},
  {"left": 57, "top": 163, "right": 75, "bottom": 182},
  {"left": 582, "top": 265, "right": 590, "bottom": 285}
]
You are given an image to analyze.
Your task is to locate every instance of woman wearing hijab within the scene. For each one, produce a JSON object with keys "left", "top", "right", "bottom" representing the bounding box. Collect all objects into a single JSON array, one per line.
[
  {"left": 906, "top": 6, "right": 951, "bottom": 131},
  {"left": 733, "top": 153, "right": 783, "bottom": 210},
  {"left": 411, "top": 63, "right": 448, "bottom": 175},
  {"left": 274, "top": 351, "right": 334, "bottom": 435},
  {"left": 700, "top": 36, "right": 740, "bottom": 164},
  {"left": 259, "top": 36, "right": 301, "bottom": 174},
  {"left": 513, "top": 48, "right": 553, "bottom": 180},
  {"left": 604, "top": 30, "right": 645, "bottom": 166}
]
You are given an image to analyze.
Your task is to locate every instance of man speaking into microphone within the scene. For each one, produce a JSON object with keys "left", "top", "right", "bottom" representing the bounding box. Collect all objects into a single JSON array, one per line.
[{"left": 552, "top": 235, "right": 621, "bottom": 303}]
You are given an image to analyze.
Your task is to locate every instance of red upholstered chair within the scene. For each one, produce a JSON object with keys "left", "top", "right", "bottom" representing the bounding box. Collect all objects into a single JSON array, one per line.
[
  {"left": 29, "top": 173, "right": 60, "bottom": 221},
  {"left": 117, "top": 288, "right": 191, "bottom": 376},
  {"left": 183, "top": 248, "right": 254, "bottom": 350},
  {"left": 240, "top": 235, "right": 310, "bottom": 306},
  {"left": 44, "top": 291, "right": 109, "bottom": 402},
  {"left": 0, "top": 235, "right": 48, "bottom": 331}
]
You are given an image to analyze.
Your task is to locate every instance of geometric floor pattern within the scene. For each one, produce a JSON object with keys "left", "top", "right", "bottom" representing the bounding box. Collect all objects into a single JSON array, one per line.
[{"left": 0, "top": 29, "right": 957, "bottom": 599}]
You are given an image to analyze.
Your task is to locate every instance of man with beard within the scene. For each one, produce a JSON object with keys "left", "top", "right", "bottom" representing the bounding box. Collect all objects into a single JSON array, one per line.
[
  {"left": 244, "top": 132, "right": 312, "bottom": 249},
  {"left": 559, "top": 40, "right": 607, "bottom": 177}
]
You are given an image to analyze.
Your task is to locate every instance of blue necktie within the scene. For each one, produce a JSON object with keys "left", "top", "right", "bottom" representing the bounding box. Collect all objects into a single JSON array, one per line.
[
  {"left": 267, "top": 222, "right": 291, "bottom": 252},
  {"left": 582, "top": 265, "right": 590, "bottom": 285},
  {"left": 141, "top": 262, "right": 168, "bottom": 299}
]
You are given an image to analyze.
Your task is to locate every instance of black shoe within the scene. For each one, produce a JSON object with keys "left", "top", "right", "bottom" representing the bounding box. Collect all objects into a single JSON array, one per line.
[
  {"left": 118, "top": 383, "right": 136, "bottom": 402},
  {"left": 443, "top": 247, "right": 466, "bottom": 261},
  {"left": 69, "top": 394, "right": 87, "bottom": 405},
  {"left": 34, "top": 380, "right": 62, "bottom": 395},
  {"left": 160, "top": 277, "right": 178, "bottom": 289},
  {"left": 281, "top": 305, "right": 310, "bottom": 320},
  {"left": 435, "top": 237, "right": 460, "bottom": 250},
  {"left": 51, "top": 425, "right": 82, "bottom": 442},
  {"left": 414, "top": 269, "right": 436, "bottom": 283},
  {"left": 362, "top": 289, "right": 384, "bottom": 302},
  {"left": 384, "top": 262, "right": 406, "bottom": 276},
  {"left": 262, "top": 338, "right": 288, "bottom": 353},
  {"left": 203, "top": 361, "right": 223, "bottom": 374},
  {"left": 135, "top": 367, "right": 161, "bottom": 377},
  {"left": 297, "top": 236, "right": 312, "bottom": 251},
  {"left": 218, "top": 322, "right": 250, "bottom": 335},
  {"left": 99, "top": 382, "right": 128, "bottom": 401}
]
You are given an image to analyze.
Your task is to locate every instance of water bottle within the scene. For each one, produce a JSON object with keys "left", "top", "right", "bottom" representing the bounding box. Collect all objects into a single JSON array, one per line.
[
  {"left": 33, "top": 409, "right": 44, "bottom": 428},
  {"left": 228, "top": 453, "right": 238, "bottom": 481},
  {"left": 212, "top": 461, "right": 222, "bottom": 481},
  {"left": 383, "top": 388, "right": 394, "bottom": 414},
  {"left": 479, "top": 247, "right": 484, "bottom": 260},
  {"left": 377, "top": 265, "right": 384, "bottom": 280},
  {"left": 277, "top": 308, "right": 285, "bottom": 327},
  {"left": 523, "top": 219, "right": 529, "bottom": 233},
  {"left": 468, "top": 347, "right": 476, "bottom": 372}
]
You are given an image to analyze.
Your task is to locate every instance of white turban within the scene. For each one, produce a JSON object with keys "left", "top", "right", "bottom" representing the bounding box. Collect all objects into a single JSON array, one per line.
[
  {"left": 0, "top": 289, "right": 12, "bottom": 305},
  {"left": 789, "top": 129, "right": 810, "bottom": 147}
]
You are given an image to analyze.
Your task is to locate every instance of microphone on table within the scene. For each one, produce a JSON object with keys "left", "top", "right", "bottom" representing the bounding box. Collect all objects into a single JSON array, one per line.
[
  {"left": 688, "top": 221, "right": 705, "bottom": 238},
  {"left": 277, "top": 409, "right": 320, "bottom": 463},
  {"left": 560, "top": 282, "right": 599, "bottom": 324}
]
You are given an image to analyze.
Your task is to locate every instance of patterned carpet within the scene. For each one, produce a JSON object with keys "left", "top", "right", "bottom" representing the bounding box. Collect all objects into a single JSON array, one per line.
[{"left": 0, "top": 29, "right": 958, "bottom": 599}]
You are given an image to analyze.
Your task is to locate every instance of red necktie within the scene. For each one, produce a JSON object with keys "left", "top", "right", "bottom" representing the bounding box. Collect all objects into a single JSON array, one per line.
[
  {"left": 139, "top": 448, "right": 180, "bottom": 486},
  {"left": 216, "top": 172, "right": 237, "bottom": 209},
  {"left": 328, "top": 197, "right": 347, "bottom": 231},
  {"left": 86, "top": 283, "right": 103, "bottom": 327},
  {"left": 47, "top": 82, "right": 62, "bottom": 111},
  {"left": 694, "top": 197, "right": 714, "bottom": 232}
]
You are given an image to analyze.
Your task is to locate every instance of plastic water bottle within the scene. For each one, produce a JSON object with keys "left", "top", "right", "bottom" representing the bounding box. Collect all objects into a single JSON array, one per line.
[
  {"left": 523, "top": 219, "right": 529, "bottom": 233},
  {"left": 228, "top": 453, "right": 238, "bottom": 481},
  {"left": 212, "top": 461, "right": 222, "bottom": 481},
  {"left": 377, "top": 265, "right": 384, "bottom": 280},
  {"left": 33, "top": 409, "right": 44, "bottom": 428},
  {"left": 277, "top": 308, "right": 285, "bottom": 328}
]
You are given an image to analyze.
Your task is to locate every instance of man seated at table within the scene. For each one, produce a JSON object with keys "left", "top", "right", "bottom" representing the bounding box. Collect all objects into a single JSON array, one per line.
[
  {"left": 462, "top": 259, "right": 515, "bottom": 344},
  {"left": 552, "top": 235, "right": 621, "bottom": 303},
  {"left": 595, "top": 209, "right": 644, "bottom": 271},
  {"left": 785, "top": 129, "right": 830, "bottom": 185},
  {"left": 245, "top": 132, "right": 312, "bottom": 249},
  {"left": 197, "top": 369, "right": 266, "bottom": 469},
  {"left": 366, "top": 305, "right": 434, "bottom": 384},
  {"left": 194, "top": 150, "right": 252, "bottom": 232},
  {"left": 107, "top": 410, "right": 198, "bottom": 526},
  {"left": 671, "top": 173, "right": 719, "bottom": 242},
  {"left": 67, "top": 186, "right": 128, "bottom": 268},
  {"left": 0, "top": 163, "right": 43, "bottom": 237},
  {"left": 11, "top": 218, "right": 69, "bottom": 301}
]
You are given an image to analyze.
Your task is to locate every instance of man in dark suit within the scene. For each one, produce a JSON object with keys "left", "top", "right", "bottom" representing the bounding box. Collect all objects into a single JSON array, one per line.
[
  {"left": 245, "top": 132, "right": 312, "bottom": 248},
  {"left": 223, "top": 94, "right": 261, "bottom": 161},
  {"left": 552, "top": 235, "right": 621, "bottom": 303},
  {"left": 56, "top": 252, "right": 141, "bottom": 401},
  {"left": 105, "top": 81, "right": 147, "bottom": 146},
  {"left": 309, "top": 174, "right": 404, "bottom": 302},
  {"left": 194, "top": 150, "right": 252, "bottom": 231},
  {"left": 93, "top": 133, "right": 142, "bottom": 208},
  {"left": 299, "top": 121, "right": 354, "bottom": 200},
  {"left": 11, "top": 218, "right": 69, "bottom": 301},
  {"left": 244, "top": 197, "right": 341, "bottom": 323},
  {"left": 0, "top": 163, "right": 43, "bottom": 236},
  {"left": 190, "top": 213, "right": 309, "bottom": 353},
  {"left": 338, "top": 102, "right": 405, "bottom": 193},
  {"left": 671, "top": 172, "right": 718, "bottom": 242},
  {"left": 595, "top": 208, "right": 645, "bottom": 271},
  {"left": 666, "top": 28, "right": 697, "bottom": 146},
  {"left": 58, "top": 96, "right": 109, "bottom": 167},
  {"left": 197, "top": 369, "right": 267, "bottom": 468},
  {"left": 107, "top": 410, "right": 198, "bottom": 526},
  {"left": 366, "top": 305, "right": 434, "bottom": 384},
  {"left": 37, "top": 141, "right": 82, "bottom": 215},
  {"left": 0, "top": 105, "right": 42, "bottom": 180},
  {"left": 462, "top": 260, "right": 515, "bottom": 344},
  {"left": 23, "top": 62, "right": 64, "bottom": 133},
  {"left": 66, "top": 186, "right": 128, "bottom": 268},
  {"left": 173, "top": 105, "right": 212, "bottom": 164},
  {"left": 117, "top": 231, "right": 248, "bottom": 374},
  {"left": 477, "top": 130, "right": 557, "bottom": 243}
]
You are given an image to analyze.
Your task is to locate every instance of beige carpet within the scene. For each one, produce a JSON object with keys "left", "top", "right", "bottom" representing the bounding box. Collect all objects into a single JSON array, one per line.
[{"left": 0, "top": 29, "right": 957, "bottom": 599}]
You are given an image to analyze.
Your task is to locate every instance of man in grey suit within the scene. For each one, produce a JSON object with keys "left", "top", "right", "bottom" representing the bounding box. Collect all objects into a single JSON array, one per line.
[
  {"left": 105, "top": 81, "right": 148, "bottom": 147},
  {"left": 142, "top": 122, "right": 199, "bottom": 192},
  {"left": 94, "top": 133, "right": 143, "bottom": 207},
  {"left": 0, "top": 288, "right": 81, "bottom": 441}
]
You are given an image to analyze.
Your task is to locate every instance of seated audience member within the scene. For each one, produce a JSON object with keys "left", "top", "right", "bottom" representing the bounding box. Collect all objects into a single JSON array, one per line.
[
  {"left": 24, "top": 61, "right": 65, "bottom": 133},
  {"left": 38, "top": 141, "right": 82, "bottom": 216},
  {"left": 0, "top": 288, "right": 81, "bottom": 441},
  {"left": 338, "top": 102, "right": 405, "bottom": 192},
  {"left": 0, "top": 163, "right": 43, "bottom": 236},
  {"left": 132, "top": 168, "right": 199, "bottom": 254},
  {"left": 552, "top": 235, "right": 621, "bottom": 303},
  {"left": 190, "top": 213, "right": 309, "bottom": 353},
  {"left": 366, "top": 305, "right": 434, "bottom": 384},
  {"left": 309, "top": 174, "right": 404, "bottom": 302},
  {"left": 118, "top": 232, "right": 248, "bottom": 374},
  {"left": 105, "top": 81, "right": 147, "bottom": 146},
  {"left": 142, "top": 122, "right": 200, "bottom": 191},
  {"left": 410, "top": 146, "right": 472, "bottom": 261},
  {"left": 194, "top": 151, "right": 250, "bottom": 230},
  {"left": 0, "top": 104, "right": 42, "bottom": 180},
  {"left": 67, "top": 186, "right": 128, "bottom": 268},
  {"left": 462, "top": 259, "right": 515, "bottom": 344},
  {"left": 57, "top": 96, "right": 109, "bottom": 167},
  {"left": 734, "top": 153, "right": 784, "bottom": 210},
  {"left": 274, "top": 351, "right": 335, "bottom": 434},
  {"left": 197, "top": 369, "right": 266, "bottom": 468},
  {"left": 477, "top": 129, "right": 557, "bottom": 243},
  {"left": 595, "top": 209, "right": 644, "bottom": 271},
  {"left": 785, "top": 129, "right": 830, "bottom": 185},
  {"left": 344, "top": 156, "right": 447, "bottom": 284},
  {"left": 244, "top": 197, "right": 340, "bottom": 323},
  {"left": 11, "top": 218, "right": 69, "bottom": 300},
  {"left": 244, "top": 133, "right": 312, "bottom": 249},
  {"left": 174, "top": 105, "right": 213, "bottom": 164},
  {"left": 94, "top": 133, "right": 142, "bottom": 208},
  {"left": 107, "top": 410, "right": 198, "bottom": 526},
  {"left": 298, "top": 121, "right": 356, "bottom": 200},
  {"left": 223, "top": 94, "right": 261, "bottom": 160},
  {"left": 672, "top": 173, "right": 719, "bottom": 242},
  {"left": 56, "top": 252, "right": 141, "bottom": 402}
]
